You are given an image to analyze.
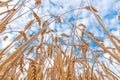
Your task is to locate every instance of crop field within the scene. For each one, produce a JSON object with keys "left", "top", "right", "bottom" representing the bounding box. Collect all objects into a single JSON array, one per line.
[{"left": 0, "top": 0, "right": 120, "bottom": 80}]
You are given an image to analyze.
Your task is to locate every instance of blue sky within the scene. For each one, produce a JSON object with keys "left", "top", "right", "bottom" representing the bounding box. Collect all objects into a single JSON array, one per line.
[
  {"left": 0, "top": 0, "right": 120, "bottom": 57},
  {"left": 0, "top": 0, "right": 120, "bottom": 77}
]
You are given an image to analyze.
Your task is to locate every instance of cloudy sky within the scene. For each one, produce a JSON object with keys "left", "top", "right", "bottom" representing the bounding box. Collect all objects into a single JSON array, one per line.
[
  {"left": 0, "top": 0, "right": 120, "bottom": 47},
  {"left": 0, "top": 0, "right": 120, "bottom": 77}
]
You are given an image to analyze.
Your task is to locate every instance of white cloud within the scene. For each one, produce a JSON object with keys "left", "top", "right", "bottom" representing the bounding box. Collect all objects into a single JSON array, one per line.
[{"left": 0, "top": 0, "right": 120, "bottom": 79}]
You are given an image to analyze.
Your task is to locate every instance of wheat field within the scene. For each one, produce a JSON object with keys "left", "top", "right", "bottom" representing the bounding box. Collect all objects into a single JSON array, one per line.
[{"left": 0, "top": 0, "right": 120, "bottom": 80}]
